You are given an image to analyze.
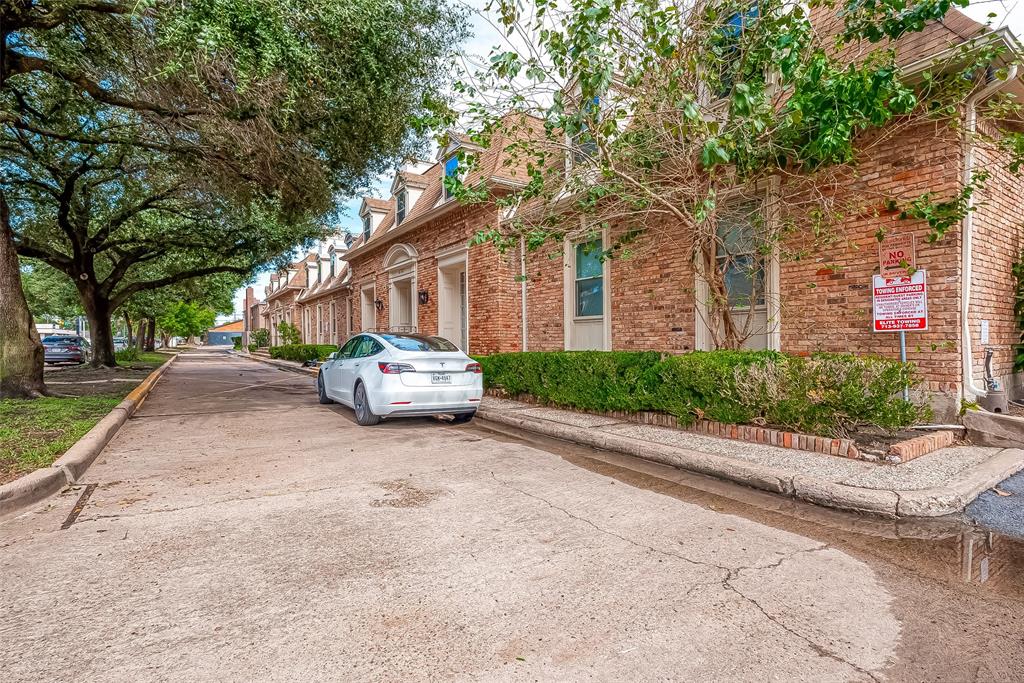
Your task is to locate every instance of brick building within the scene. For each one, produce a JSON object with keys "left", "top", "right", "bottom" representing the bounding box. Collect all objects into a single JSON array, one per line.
[
  {"left": 338, "top": 131, "right": 530, "bottom": 355},
  {"left": 508, "top": 13, "right": 1024, "bottom": 420},
  {"left": 243, "top": 11, "right": 1024, "bottom": 420}
]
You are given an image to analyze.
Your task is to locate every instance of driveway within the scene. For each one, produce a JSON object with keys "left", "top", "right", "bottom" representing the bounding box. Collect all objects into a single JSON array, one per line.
[{"left": 1, "top": 350, "right": 1022, "bottom": 682}]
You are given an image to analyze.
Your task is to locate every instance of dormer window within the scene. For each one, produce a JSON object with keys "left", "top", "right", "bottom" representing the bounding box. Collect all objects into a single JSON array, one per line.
[
  {"left": 396, "top": 188, "right": 408, "bottom": 224},
  {"left": 443, "top": 155, "right": 459, "bottom": 201},
  {"left": 361, "top": 214, "right": 371, "bottom": 240},
  {"left": 713, "top": 3, "right": 759, "bottom": 99},
  {"left": 571, "top": 95, "right": 600, "bottom": 163},
  {"left": 330, "top": 251, "right": 337, "bottom": 278}
]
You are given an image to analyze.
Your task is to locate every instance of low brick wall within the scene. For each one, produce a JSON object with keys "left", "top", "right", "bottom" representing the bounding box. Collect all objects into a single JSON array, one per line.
[{"left": 487, "top": 389, "right": 957, "bottom": 464}]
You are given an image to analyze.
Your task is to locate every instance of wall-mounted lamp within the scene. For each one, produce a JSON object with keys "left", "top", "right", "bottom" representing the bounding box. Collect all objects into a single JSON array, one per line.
[
  {"left": 418, "top": 290, "right": 430, "bottom": 305},
  {"left": 374, "top": 299, "right": 384, "bottom": 312}
]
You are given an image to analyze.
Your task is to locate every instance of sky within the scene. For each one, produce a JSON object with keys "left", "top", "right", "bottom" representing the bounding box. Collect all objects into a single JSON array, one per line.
[{"left": 226, "top": 0, "right": 1024, "bottom": 321}]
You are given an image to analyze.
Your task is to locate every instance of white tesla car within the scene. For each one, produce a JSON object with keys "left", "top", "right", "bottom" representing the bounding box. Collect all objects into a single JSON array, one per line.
[{"left": 317, "top": 333, "right": 483, "bottom": 425}]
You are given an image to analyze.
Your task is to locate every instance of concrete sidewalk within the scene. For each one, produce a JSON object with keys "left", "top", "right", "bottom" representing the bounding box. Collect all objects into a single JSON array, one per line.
[{"left": 477, "top": 397, "right": 1024, "bottom": 518}]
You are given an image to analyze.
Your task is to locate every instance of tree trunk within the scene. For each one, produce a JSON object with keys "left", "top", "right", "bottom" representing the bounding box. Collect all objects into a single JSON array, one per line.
[
  {"left": 123, "top": 311, "right": 133, "bottom": 347},
  {"left": 0, "top": 191, "right": 47, "bottom": 398},
  {"left": 77, "top": 283, "right": 117, "bottom": 367},
  {"left": 145, "top": 319, "right": 156, "bottom": 352},
  {"left": 135, "top": 320, "right": 146, "bottom": 351}
]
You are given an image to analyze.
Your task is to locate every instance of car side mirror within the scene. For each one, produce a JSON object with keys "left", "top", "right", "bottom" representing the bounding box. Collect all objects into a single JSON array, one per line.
[{"left": 326, "top": 352, "right": 337, "bottom": 361}]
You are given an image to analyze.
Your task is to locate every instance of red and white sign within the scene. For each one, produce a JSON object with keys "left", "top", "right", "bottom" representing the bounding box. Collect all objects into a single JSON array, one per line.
[
  {"left": 873, "top": 271, "right": 927, "bottom": 332},
  {"left": 878, "top": 233, "right": 916, "bottom": 278}
]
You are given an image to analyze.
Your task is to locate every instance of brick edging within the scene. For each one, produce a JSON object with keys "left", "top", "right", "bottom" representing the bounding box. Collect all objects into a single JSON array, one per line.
[{"left": 486, "top": 389, "right": 958, "bottom": 464}]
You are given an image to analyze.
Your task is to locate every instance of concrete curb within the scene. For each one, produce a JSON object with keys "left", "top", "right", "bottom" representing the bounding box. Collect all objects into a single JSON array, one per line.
[
  {"left": 477, "top": 407, "right": 1024, "bottom": 518},
  {"left": 0, "top": 354, "right": 178, "bottom": 522},
  {"left": 243, "top": 353, "right": 318, "bottom": 377}
]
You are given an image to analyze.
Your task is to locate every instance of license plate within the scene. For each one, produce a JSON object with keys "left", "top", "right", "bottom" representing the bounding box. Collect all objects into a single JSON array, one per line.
[{"left": 431, "top": 372, "right": 452, "bottom": 385}]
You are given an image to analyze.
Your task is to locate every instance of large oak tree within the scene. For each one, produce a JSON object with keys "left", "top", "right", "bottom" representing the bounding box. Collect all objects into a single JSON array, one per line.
[{"left": 1, "top": 0, "right": 467, "bottom": 395}]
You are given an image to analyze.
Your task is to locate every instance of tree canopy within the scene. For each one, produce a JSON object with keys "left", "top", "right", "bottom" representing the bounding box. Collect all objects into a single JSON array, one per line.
[{"left": 1, "top": 0, "right": 468, "bottom": 391}]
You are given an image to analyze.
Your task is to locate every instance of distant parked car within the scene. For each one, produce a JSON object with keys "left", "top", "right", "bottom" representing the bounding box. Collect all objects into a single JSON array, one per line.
[
  {"left": 113, "top": 337, "right": 129, "bottom": 351},
  {"left": 317, "top": 333, "right": 483, "bottom": 426},
  {"left": 42, "top": 335, "right": 91, "bottom": 365}
]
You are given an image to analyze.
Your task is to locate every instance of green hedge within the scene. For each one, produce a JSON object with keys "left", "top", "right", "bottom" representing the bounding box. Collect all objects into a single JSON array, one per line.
[
  {"left": 269, "top": 344, "right": 337, "bottom": 363},
  {"left": 476, "top": 350, "right": 928, "bottom": 437}
]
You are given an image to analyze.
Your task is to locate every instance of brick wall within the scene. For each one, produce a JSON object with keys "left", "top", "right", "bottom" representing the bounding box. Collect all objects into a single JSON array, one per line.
[
  {"left": 967, "top": 120, "right": 1024, "bottom": 392},
  {"left": 780, "top": 119, "right": 964, "bottom": 400},
  {"left": 514, "top": 118, "right": 1007, "bottom": 419},
  {"left": 344, "top": 202, "right": 521, "bottom": 355}
]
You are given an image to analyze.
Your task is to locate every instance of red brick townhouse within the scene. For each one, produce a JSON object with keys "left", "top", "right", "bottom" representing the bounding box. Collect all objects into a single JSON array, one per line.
[
  {"left": 506, "top": 12, "right": 1024, "bottom": 421},
  {"left": 294, "top": 238, "right": 356, "bottom": 346},
  {"left": 339, "top": 130, "right": 532, "bottom": 355},
  {"left": 253, "top": 238, "right": 355, "bottom": 347}
]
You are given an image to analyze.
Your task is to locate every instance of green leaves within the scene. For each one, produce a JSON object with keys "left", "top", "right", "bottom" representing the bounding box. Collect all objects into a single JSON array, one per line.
[{"left": 701, "top": 138, "right": 731, "bottom": 168}]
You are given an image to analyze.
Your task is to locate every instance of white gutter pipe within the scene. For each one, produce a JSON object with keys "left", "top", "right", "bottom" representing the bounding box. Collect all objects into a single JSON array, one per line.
[
  {"left": 960, "top": 63, "right": 1017, "bottom": 401},
  {"left": 520, "top": 236, "right": 528, "bottom": 351}
]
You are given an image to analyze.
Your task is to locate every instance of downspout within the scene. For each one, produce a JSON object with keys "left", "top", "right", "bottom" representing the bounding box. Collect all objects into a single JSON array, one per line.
[
  {"left": 961, "top": 63, "right": 1017, "bottom": 401},
  {"left": 520, "top": 236, "right": 528, "bottom": 351}
]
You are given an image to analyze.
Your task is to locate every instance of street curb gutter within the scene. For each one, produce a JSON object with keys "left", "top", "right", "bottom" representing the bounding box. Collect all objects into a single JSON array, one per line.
[
  {"left": 242, "top": 353, "right": 318, "bottom": 376},
  {"left": 477, "top": 407, "right": 1024, "bottom": 518},
  {"left": 0, "top": 354, "right": 178, "bottom": 522}
]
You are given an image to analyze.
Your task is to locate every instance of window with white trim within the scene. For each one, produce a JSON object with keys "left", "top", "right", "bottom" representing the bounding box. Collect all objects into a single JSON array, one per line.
[
  {"left": 443, "top": 155, "right": 459, "bottom": 200},
  {"left": 361, "top": 215, "right": 371, "bottom": 241},
  {"left": 396, "top": 189, "right": 407, "bottom": 224},
  {"left": 574, "top": 239, "right": 604, "bottom": 317}
]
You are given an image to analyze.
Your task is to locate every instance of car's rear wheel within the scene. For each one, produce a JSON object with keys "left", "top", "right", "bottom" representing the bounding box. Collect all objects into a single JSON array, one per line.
[
  {"left": 450, "top": 411, "right": 476, "bottom": 424},
  {"left": 317, "top": 374, "right": 333, "bottom": 404},
  {"left": 353, "top": 382, "right": 380, "bottom": 426}
]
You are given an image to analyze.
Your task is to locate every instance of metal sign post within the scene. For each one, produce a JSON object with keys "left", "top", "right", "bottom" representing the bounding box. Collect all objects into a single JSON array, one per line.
[
  {"left": 899, "top": 330, "right": 909, "bottom": 401},
  {"left": 872, "top": 269, "right": 926, "bottom": 403}
]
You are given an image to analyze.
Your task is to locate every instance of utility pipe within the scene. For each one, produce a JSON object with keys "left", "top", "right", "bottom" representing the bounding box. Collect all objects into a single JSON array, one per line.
[
  {"left": 520, "top": 235, "right": 528, "bottom": 351},
  {"left": 960, "top": 64, "right": 1017, "bottom": 401}
]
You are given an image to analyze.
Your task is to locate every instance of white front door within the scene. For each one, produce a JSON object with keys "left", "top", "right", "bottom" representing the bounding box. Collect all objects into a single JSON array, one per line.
[
  {"left": 438, "top": 263, "right": 468, "bottom": 351},
  {"left": 360, "top": 286, "right": 375, "bottom": 332},
  {"left": 390, "top": 276, "right": 415, "bottom": 332}
]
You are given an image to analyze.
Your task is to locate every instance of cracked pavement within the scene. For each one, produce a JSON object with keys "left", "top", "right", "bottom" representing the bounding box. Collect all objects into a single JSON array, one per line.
[{"left": 1, "top": 350, "right": 1022, "bottom": 681}]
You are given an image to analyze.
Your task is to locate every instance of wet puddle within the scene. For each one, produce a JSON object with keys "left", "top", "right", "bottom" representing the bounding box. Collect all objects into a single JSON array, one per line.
[{"left": 475, "top": 420, "right": 1024, "bottom": 596}]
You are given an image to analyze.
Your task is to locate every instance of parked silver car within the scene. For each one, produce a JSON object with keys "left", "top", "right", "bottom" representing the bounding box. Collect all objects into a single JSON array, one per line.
[{"left": 42, "top": 335, "right": 91, "bottom": 364}]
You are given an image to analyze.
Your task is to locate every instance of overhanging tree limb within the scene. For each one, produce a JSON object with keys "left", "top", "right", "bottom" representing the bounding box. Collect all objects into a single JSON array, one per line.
[{"left": 111, "top": 265, "right": 249, "bottom": 308}]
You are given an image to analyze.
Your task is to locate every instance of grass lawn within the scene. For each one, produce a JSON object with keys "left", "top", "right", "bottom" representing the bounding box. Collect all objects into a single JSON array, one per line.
[
  {"left": 0, "top": 351, "right": 174, "bottom": 484},
  {"left": 0, "top": 396, "right": 122, "bottom": 483}
]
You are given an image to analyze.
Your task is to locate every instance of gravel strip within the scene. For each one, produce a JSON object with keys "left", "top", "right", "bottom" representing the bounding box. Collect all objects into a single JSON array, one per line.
[{"left": 841, "top": 446, "right": 1005, "bottom": 491}]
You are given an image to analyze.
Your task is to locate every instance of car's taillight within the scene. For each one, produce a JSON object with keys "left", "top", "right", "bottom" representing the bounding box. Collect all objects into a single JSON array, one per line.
[
  {"left": 67, "top": 345, "right": 81, "bottom": 351},
  {"left": 378, "top": 362, "right": 414, "bottom": 374},
  {"left": 466, "top": 362, "right": 482, "bottom": 374}
]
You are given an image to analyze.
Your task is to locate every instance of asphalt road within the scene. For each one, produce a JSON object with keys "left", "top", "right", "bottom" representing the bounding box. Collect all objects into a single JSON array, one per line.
[
  {"left": 1, "top": 350, "right": 1022, "bottom": 682},
  {"left": 968, "top": 469, "right": 1024, "bottom": 538}
]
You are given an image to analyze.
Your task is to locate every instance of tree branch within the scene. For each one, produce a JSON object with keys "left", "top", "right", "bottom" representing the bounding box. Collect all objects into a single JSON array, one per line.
[{"left": 111, "top": 265, "right": 250, "bottom": 308}]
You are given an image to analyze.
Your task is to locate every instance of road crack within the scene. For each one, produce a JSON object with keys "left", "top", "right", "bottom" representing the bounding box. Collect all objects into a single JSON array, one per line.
[{"left": 494, "top": 473, "right": 881, "bottom": 682}]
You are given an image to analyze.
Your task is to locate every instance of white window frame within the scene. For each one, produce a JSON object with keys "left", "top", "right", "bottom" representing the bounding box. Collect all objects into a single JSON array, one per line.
[
  {"left": 562, "top": 225, "right": 611, "bottom": 350},
  {"left": 694, "top": 178, "right": 781, "bottom": 351}
]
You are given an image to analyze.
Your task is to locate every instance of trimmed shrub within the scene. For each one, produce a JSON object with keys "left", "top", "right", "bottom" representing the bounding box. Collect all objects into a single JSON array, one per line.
[
  {"left": 115, "top": 347, "right": 139, "bottom": 362},
  {"left": 252, "top": 328, "right": 270, "bottom": 348},
  {"left": 248, "top": 344, "right": 258, "bottom": 353},
  {"left": 269, "top": 344, "right": 337, "bottom": 363},
  {"left": 232, "top": 337, "right": 243, "bottom": 350},
  {"left": 477, "top": 350, "right": 928, "bottom": 437}
]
